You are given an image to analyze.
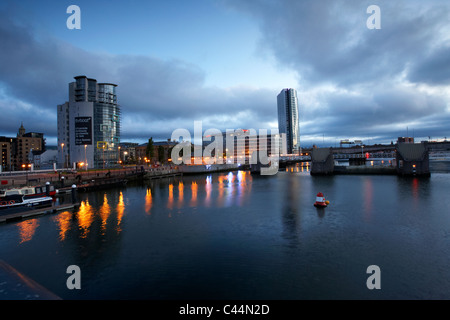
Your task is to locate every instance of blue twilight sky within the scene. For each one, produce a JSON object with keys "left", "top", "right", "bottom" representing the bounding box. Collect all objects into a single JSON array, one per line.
[{"left": 0, "top": 0, "right": 449, "bottom": 146}]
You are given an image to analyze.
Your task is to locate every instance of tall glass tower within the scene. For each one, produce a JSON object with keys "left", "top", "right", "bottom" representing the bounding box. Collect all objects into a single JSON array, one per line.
[
  {"left": 277, "top": 88, "right": 300, "bottom": 154},
  {"left": 57, "top": 75, "right": 120, "bottom": 169}
]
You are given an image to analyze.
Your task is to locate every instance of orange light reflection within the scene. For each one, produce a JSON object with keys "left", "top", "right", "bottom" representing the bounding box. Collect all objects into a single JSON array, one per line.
[
  {"left": 77, "top": 199, "right": 94, "bottom": 238},
  {"left": 18, "top": 219, "right": 39, "bottom": 244},
  {"left": 54, "top": 211, "right": 72, "bottom": 241},
  {"left": 190, "top": 181, "right": 198, "bottom": 207},
  {"left": 145, "top": 188, "right": 152, "bottom": 214},
  {"left": 168, "top": 184, "right": 174, "bottom": 209},
  {"left": 117, "top": 191, "right": 125, "bottom": 232},
  {"left": 99, "top": 193, "right": 111, "bottom": 234}
]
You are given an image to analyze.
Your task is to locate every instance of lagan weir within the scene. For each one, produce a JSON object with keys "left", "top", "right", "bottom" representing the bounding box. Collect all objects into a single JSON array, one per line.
[{"left": 306, "top": 142, "right": 432, "bottom": 176}]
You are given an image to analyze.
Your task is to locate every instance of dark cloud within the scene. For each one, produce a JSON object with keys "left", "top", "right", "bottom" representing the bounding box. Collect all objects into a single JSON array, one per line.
[
  {"left": 225, "top": 0, "right": 450, "bottom": 143},
  {"left": 1, "top": 1, "right": 449, "bottom": 147},
  {"left": 0, "top": 6, "right": 278, "bottom": 143},
  {"left": 408, "top": 45, "right": 450, "bottom": 85}
]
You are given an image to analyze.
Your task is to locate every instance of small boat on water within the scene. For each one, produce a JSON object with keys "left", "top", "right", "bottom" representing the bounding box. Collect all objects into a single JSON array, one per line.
[
  {"left": 0, "top": 184, "right": 56, "bottom": 199},
  {"left": 0, "top": 184, "right": 56, "bottom": 210},
  {"left": 314, "top": 192, "right": 330, "bottom": 208},
  {"left": 0, "top": 194, "right": 53, "bottom": 210}
]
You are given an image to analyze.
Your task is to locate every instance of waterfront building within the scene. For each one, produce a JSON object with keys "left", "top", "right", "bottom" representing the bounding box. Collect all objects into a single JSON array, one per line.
[
  {"left": 57, "top": 76, "right": 120, "bottom": 169},
  {"left": 135, "top": 139, "right": 178, "bottom": 164},
  {"left": 398, "top": 137, "right": 414, "bottom": 144},
  {"left": 277, "top": 88, "right": 300, "bottom": 155},
  {"left": 0, "top": 124, "right": 45, "bottom": 171},
  {"left": 0, "top": 137, "right": 13, "bottom": 172},
  {"left": 14, "top": 123, "right": 45, "bottom": 170},
  {"left": 119, "top": 142, "right": 139, "bottom": 164},
  {"left": 202, "top": 129, "right": 284, "bottom": 164}
]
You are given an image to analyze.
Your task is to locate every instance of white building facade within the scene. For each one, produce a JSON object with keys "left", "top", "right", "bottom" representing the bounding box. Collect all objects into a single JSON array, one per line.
[{"left": 57, "top": 76, "right": 120, "bottom": 169}]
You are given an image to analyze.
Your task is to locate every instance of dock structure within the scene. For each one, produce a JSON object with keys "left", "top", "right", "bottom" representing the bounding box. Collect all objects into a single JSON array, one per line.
[
  {"left": 396, "top": 143, "right": 430, "bottom": 176},
  {"left": 144, "top": 167, "right": 183, "bottom": 179},
  {"left": 309, "top": 144, "right": 431, "bottom": 176},
  {"left": 0, "top": 203, "right": 79, "bottom": 224}
]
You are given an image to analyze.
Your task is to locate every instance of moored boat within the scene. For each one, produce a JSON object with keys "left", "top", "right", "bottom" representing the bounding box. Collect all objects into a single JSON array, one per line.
[
  {"left": 0, "top": 194, "right": 53, "bottom": 210},
  {"left": 0, "top": 183, "right": 56, "bottom": 211},
  {"left": 0, "top": 184, "right": 56, "bottom": 199}
]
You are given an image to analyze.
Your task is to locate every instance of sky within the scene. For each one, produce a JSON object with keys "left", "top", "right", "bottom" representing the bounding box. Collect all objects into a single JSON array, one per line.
[{"left": 0, "top": 0, "right": 449, "bottom": 147}]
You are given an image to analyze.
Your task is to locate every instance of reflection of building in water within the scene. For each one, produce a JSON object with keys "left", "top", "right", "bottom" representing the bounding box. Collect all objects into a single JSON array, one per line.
[
  {"left": 205, "top": 176, "right": 212, "bottom": 207},
  {"left": 18, "top": 219, "right": 39, "bottom": 244},
  {"left": 117, "top": 191, "right": 125, "bottom": 232},
  {"left": 363, "top": 178, "right": 373, "bottom": 221},
  {"left": 77, "top": 199, "right": 94, "bottom": 238},
  {"left": 168, "top": 184, "right": 174, "bottom": 209},
  {"left": 56, "top": 211, "right": 72, "bottom": 241},
  {"left": 285, "top": 162, "right": 309, "bottom": 172},
  {"left": 99, "top": 194, "right": 111, "bottom": 234},
  {"left": 190, "top": 182, "right": 198, "bottom": 206},
  {"left": 178, "top": 181, "right": 184, "bottom": 207},
  {"left": 145, "top": 188, "right": 152, "bottom": 214}
]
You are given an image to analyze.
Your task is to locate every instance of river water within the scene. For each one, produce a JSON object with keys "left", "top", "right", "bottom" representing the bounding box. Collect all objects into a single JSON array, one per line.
[{"left": 1, "top": 162, "right": 450, "bottom": 300}]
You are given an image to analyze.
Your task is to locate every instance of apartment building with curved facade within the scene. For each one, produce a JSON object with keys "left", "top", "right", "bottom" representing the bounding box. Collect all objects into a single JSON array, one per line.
[
  {"left": 57, "top": 75, "right": 120, "bottom": 169},
  {"left": 277, "top": 88, "right": 300, "bottom": 155}
]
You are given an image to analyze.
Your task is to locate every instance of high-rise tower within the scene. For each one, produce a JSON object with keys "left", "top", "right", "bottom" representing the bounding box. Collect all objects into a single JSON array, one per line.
[
  {"left": 57, "top": 75, "right": 120, "bottom": 169},
  {"left": 277, "top": 88, "right": 300, "bottom": 154}
]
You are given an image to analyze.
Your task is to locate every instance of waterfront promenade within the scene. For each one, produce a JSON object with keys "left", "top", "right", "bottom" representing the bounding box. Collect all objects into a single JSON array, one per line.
[{"left": 0, "top": 165, "right": 180, "bottom": 188}]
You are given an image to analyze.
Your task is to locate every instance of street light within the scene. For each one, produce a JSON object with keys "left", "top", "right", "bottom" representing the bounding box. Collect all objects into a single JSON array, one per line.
[
  {"left": 22, "top": 163, "right": 31, "bottom": 185},
  {"left": 61, "top": 143, "right": 65, "bottom": 168},
  {"left": 84, "top": 144, "right": 87, "bottom": 171}
]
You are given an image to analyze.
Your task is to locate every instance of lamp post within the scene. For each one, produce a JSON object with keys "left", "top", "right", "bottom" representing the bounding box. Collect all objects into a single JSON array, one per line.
[
  {"left": 103, "top": 144, "right": 106, "bottom": 170},
  {"left": 61, "top": 143, "right": 65, "bottom": 169},
  {"left": 22, "top": 163, "right": 31, "bottom": 185},
  {"left": 84, "top": 144, "right": 87, "bottom": 171}
]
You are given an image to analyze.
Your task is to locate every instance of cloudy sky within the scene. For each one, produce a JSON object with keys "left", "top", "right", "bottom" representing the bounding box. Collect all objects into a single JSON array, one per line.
[{"left": 0, "top": 0, "right": 449, "bottom": 147}]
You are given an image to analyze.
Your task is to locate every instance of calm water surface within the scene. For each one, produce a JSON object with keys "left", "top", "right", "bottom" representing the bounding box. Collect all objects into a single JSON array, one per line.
[{"left": 1, "top": 163, "right": 450, "bottom": 299}]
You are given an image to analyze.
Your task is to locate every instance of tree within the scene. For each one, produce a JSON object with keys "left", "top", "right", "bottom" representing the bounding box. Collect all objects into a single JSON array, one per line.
[
  {"left": 158, "top": 145, "right": 165, "bottom": 163},
  {"left": 146, "top": 137, "right": 154, "bottom": 162}
]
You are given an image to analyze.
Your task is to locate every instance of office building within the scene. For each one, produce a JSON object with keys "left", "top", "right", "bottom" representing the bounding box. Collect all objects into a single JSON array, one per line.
[
  {"left": 277, "top": 88, "right": 300, "bottom": 154},
  {"left": 57, "top": 75, "right": 120, "bottom": 169}
]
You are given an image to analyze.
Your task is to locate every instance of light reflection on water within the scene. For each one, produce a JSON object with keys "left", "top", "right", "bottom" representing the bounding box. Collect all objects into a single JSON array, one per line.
[{"left": 1, "top": 164, "right": 450, "bottom": 300}]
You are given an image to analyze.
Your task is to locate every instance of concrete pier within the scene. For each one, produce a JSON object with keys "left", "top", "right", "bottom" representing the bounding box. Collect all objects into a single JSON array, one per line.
[
  {"left": 396, "top": 143, "right": 430, "bottom": 176},
  {"left": 310, "top": 148, "right": 334, "bottom": 175},
  {"left": 0, "top": 203, "right": 79, "bottom": 224}
]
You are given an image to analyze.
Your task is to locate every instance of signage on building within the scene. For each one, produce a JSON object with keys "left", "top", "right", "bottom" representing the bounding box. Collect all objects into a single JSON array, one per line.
[{"left": 75, "top": 117, "right": 92, "bottom": 145}]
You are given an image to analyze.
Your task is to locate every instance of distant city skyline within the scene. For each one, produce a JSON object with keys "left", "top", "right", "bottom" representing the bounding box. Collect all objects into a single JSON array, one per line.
[{"left": 0, "top": 0, "right": 449, "bottom": 147}]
